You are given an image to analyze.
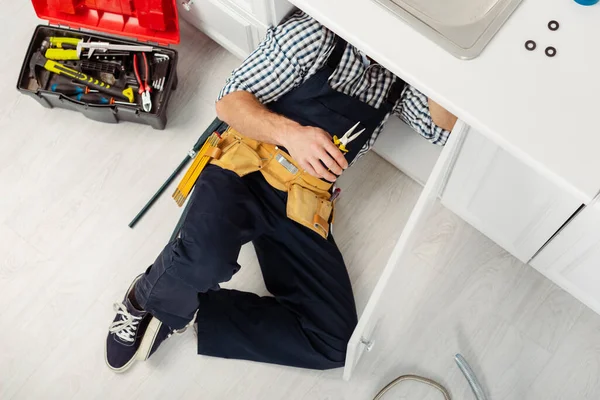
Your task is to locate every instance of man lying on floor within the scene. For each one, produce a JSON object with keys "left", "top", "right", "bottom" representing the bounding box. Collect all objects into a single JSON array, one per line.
[{"left": 105, "top": 10, "right": 457, "bottom": 372}]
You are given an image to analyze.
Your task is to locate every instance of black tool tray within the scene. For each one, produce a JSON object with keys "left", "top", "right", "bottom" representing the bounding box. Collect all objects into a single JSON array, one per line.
[{"left": 17, "top": 25, "right": 178, "bottom": 130}]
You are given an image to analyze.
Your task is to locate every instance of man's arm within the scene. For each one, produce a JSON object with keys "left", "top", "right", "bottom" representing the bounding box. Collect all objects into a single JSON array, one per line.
[
  {"left": 428, "top": 98, "right": 458, "bottom": 132},
  {"left": 215, "top": 12, "right": 347, "bottom": 181},
  {"left": 216, "top": 91, "right": 295, "bottom": 145},
  {"left": 216, "top": 91, "right": 347, "bottom": 182},
  {"left": 396, "top": 85, "right": 456, "bottom": 145}
]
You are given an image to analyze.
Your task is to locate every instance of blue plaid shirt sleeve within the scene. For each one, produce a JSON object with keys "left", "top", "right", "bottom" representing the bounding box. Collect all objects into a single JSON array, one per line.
[
  {"left": 217, "top": 11, "right": 326, "bottom": 104},
  {"left": 394, "top": 85, "right": 451, "bottom": 146}
]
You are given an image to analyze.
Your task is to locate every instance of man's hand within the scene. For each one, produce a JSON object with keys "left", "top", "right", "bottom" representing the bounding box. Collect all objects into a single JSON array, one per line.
[
  {"left": 280, "top": 126, "right": 348, "bottom": 182},
  {"left": 216, "top": 91, "right": 347, "bottom": 181},
  {"left": 428, "top": 98, "right": 458, "bottom": 131}
]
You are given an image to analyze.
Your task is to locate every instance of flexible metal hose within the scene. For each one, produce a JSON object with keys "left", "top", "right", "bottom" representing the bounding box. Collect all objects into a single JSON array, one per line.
[
  {"left": 454, "top": 354, "right": 488, "bottom": 400},
  {"left": 372, "top": 374, "right": 452, "bottom": 400},
  {"left": 372, "top": 354, "right": 487, "bottom": 400}
]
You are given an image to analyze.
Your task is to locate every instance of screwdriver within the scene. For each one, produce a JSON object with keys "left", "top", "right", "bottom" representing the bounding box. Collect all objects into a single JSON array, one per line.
[
  {"left": 72, "top": 93, "right": 135, "bottom": 106},
  {"left": 50, "top": 83, "right": 98, "bottom": 96}
]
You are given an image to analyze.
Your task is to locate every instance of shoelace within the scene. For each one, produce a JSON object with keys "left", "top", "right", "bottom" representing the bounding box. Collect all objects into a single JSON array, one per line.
[{"left": 109, "top": 303, "right": 142, "bottom": 343}]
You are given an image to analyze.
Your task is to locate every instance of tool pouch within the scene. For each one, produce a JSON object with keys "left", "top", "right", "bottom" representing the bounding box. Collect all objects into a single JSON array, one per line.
[
  {"left": 287, "top": 184, "right": 334, "bottom": 239},
  {"left": 212, "top": 128, "right": 334, "bottom": 239},
  {"left": 210, "top": 132, "right": 263, "bottom": 177}
]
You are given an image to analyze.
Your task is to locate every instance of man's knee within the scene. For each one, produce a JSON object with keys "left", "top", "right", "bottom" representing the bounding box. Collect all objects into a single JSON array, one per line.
[{"left": 168, "top": 236, "right": 240, "bottom": 291}]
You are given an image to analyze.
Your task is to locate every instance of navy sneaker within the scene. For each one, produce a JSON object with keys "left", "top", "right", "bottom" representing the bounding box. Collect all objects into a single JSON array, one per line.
[{"left": 105, "top": 275, "right": 180, "bottom": 373}]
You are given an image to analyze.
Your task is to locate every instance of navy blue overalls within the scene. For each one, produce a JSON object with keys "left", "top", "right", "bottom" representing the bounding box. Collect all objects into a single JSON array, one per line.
[{"left": 135, "top": 38, "right": 405, "bottom": 369}]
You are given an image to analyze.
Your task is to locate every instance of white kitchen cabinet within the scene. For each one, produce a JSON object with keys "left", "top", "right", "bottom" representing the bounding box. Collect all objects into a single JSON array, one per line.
[
  {"left": 441, "top": 128, "right": 583, "bottom": 263},
  {"left": 226, "top": 0, "right": 295, "bottom": 25},
  {"left": 531, "top": 196, "right": 600, "bottom": 316},
  {"left": 179, "top": 0, "right": 295, "bottom": 59}
]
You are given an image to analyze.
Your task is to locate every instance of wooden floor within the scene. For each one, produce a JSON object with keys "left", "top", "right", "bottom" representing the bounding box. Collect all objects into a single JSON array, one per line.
[{"left": 2, "top": 6, "right": 600, "bottom": 399}]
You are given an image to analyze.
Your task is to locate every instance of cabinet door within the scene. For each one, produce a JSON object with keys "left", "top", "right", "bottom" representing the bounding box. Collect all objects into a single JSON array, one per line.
[
  {"left": 441, "top": 130, "right": 582, "bottom": 263},
  {"left": 178, "top": 0, "right": 259, "bottom": 59},
  {"left": 531, "top": 197, "right": 600, "bottom": 316},
  {"left": 343, "top": 121, "right": 468, "bottom": 380},
  {"left": 243, "top": 0, "right": 295, "bottom": 25}
]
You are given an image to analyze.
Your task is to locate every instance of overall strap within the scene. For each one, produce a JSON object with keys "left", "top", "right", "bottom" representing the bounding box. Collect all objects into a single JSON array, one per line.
[
  {"left": 327, "top": 35, "right": 406, "bottom": 107},
  {"left": 326, "top": 36, "right": 347, "bottom": 69},
  {"left": 385, "top": 76, "right": 407, "bottom": 107}
]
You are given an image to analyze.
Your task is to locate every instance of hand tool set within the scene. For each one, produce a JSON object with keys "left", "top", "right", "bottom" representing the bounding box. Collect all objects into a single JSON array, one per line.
[{"left": 17, "top": 0, "right": 181, "bottom": 129}]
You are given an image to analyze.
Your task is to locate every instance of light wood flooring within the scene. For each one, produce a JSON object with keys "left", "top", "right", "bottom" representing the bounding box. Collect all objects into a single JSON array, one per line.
[{"left": 2, "top": 6, "right": 600, "bottom": 399}]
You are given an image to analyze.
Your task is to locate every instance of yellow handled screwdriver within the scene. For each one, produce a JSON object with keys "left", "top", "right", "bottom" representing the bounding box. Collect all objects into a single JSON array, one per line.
[{"left": 30, "top": 51, "right": 134, "bottom": 103}]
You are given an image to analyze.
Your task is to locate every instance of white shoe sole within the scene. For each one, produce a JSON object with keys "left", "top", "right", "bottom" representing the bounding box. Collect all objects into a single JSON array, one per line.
[
  {"left": 106, "top": 274, "right": 197, "bottom": 371},
  {"left": 105, "top": 317, "right": 166, "bottom": 372},
  {"left": 137, "top": 317, "right": 162, "bottom": 361}
]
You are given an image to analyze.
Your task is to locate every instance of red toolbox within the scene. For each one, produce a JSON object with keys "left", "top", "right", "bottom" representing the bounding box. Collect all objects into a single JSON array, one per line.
[{"left": 17, "top": 0, "right": 180, "bottom": 130}]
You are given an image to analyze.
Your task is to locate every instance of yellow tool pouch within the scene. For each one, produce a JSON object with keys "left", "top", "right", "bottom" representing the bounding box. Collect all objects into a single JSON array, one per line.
[
  {"left": 210, "top": 130, "right": 264, "bottom": 177},
  {"left": 287, "top": 184, "right": 334, "bottom": 238},
  {"left": 210, "top": 127, "right": 335, "bottom": 239}
]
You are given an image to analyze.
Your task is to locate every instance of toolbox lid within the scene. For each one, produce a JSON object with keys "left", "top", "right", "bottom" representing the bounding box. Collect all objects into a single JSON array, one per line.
[{"left": 31, "top": 0, "right": 180, "bottom": 45}]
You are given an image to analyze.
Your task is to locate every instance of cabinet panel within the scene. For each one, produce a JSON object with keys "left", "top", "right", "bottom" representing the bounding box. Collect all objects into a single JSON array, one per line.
[
  {"left": 531, "top": 197, "right": 600, "bottom": 316},
  {"left": 441, "top": 130, "right": 582, "bottom": 263},
  {"left": 229, "top": 0, "right": 253, "bottom": 14},
  {"left": 225, "top": 0, "right": 294, "bottom": 25},
  {"left": 266, "top": 0, "right": 296, "bottom": 24},
  {"left": 179, "top": 0, "right": 260, "bottom": 59},
  {"left": 179, "top": 0, "right": 292, "bottom": 59}
]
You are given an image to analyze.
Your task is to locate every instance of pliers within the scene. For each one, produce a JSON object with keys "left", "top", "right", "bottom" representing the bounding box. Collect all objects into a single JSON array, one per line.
[
  {"left": 333, "top": 122, "right": 365, "bottom": 153},
  {"left": 133, "top": 53, "right": 152, "bottom": 112}
]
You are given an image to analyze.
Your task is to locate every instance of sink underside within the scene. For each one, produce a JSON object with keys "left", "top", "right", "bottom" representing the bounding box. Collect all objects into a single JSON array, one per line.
[{"left": 375, "top": 0, "right": 523, "bottom": 59}]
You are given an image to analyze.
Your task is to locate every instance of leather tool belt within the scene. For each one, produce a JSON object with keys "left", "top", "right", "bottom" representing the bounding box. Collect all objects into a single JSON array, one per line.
[{"left": 210, "top": 127, "right": 335, "bottom": 239}]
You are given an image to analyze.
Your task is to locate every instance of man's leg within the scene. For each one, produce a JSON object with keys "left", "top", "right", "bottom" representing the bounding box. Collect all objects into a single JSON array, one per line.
[
  {"left": 135, "top": 164, "right": 272, "bottom": 328},
  {"left": 195, "top": 173, "right": 358, "bottom": 369},
  {"left": 106, "top": 164, "right": 269, "bottom": 372}
]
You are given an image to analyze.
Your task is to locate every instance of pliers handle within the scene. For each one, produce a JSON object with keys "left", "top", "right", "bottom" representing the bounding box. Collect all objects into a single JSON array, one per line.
[{"left": 133, "top": 53, "right": 152, "bottom": 112}]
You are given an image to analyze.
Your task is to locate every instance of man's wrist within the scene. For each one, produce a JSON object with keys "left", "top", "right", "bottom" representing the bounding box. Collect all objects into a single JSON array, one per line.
[{"left": 272, "top": 117, "right": 300, "bottom": 148}]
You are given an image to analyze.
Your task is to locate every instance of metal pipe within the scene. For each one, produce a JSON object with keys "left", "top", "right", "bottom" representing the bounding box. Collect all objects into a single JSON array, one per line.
[
  {"left": 455, "top": 353, "right": 488, "bottom": 400},
  {"left": 128, "top": 117, "right": 224, "bottom": 228},
  {"left": 128, "top": 156, "right": 190, "bottom": 228}
]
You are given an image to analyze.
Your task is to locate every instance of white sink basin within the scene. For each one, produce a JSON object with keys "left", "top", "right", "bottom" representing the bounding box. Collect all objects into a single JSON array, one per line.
[{"left": 375, "top": 0, "right": 523, "bottom": 58}]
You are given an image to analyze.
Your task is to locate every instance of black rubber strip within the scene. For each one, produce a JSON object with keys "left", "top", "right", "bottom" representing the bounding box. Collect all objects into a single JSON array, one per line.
[
  {"left": 548, "top": 20, "right": 559, "bottom": 31},
  {"left": 525, "top": 40, "right": 537, "bottom": 51},
  {"left": 545, "top": 46, "right": 557, "bottom": 57}
]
